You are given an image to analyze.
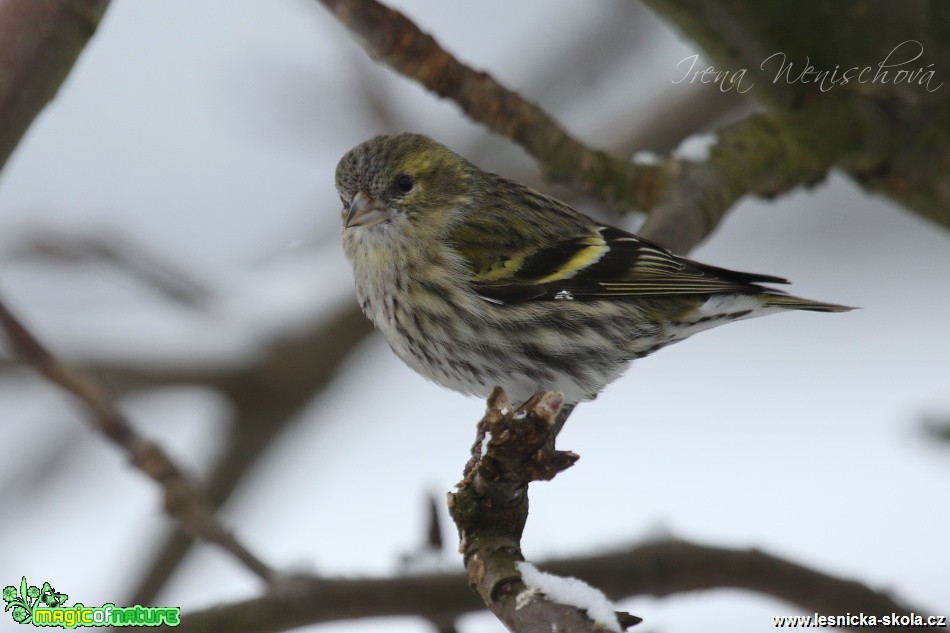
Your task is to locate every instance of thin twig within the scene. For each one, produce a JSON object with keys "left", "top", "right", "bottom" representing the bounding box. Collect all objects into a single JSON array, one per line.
[
  {"left": 0, "top": 298, "right": 274, "bottom": 585},
  {"left": 128, "top": 302, "right": 373, "bottom": 605},
  {"left": 5, "top": 228, "right": 212, "bottom": 310}
]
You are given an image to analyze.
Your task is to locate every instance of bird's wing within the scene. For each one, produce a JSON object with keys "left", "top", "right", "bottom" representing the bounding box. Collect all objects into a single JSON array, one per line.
[{"left": 465, "top": 225, "right": 789, "bottom": 304}]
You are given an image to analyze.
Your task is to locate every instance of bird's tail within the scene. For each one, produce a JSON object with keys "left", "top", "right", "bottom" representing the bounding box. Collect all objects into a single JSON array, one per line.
[{"left": 762, "top": 294, "right": 855, "bottom": 313}]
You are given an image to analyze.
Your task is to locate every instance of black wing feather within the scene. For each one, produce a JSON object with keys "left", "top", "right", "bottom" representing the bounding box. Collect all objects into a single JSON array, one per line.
[{"left": 471, "top": 226, "right": 789, "bottom": 304}]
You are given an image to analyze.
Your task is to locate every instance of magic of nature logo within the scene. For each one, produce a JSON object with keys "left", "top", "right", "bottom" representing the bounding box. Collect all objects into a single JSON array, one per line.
[{"left": 3, "top": 576, "right": 180, "bottom": 628}]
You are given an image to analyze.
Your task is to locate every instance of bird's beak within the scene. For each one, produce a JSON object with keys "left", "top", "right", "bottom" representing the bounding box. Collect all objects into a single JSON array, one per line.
[{"left": 345, "top": 191, "right": 388, "bottom": 228}]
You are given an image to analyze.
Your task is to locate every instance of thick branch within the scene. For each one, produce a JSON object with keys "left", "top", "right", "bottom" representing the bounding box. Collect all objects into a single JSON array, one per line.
[
  {"left": 0, "top": 299, "right": 274, "bottom": 584},
  {"left": 640, "top": 0, "right": 950, "bottom": 234},
  {"left": 639, "top": 95, "right": 889, "bottom": 252},
  {"left": 175, "top": 539, "right": 929, "bottom": 633}
]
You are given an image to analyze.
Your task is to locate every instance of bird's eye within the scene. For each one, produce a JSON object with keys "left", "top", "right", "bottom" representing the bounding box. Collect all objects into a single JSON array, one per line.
[{"left": 395, "top": 174, "right": 414, "bottom": 193}]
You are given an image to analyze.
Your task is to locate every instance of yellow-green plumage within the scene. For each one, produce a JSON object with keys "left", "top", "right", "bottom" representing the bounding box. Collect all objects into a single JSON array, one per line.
[{"left": 336, "top": 133, "right": 851, "bottom": 404}]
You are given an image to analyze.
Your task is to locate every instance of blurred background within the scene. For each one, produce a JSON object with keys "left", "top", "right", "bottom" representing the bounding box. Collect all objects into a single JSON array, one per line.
[{"left": 0, "top": 1, "right": 948, "bottom": 631}]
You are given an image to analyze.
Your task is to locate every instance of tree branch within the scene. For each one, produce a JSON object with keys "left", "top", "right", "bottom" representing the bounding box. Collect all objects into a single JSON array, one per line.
[
  {"left": 0, "top": 0, "right": 111, "bottom": 173},
  {"left": 318, "top": 0, "right": 667, "bottom": 214},
  {"left": 173, "top": 389, "right": 931, "bottom": 633},
  {"left": 174, "top": 384, "right": 931, "bottom": 633},
  {"left": 610, "top": 86, "right": 751, "bottom": 157},
  {"left": 449, "top": 389, "right": 636, "bottom": 632},
  {"left": 127, "top": 301, "right": 373, "bottom": 605},
  {"left": 0, "top": 298, "right": 274, "bottom": 585},
  {"left": 0, "top": 230, "right": 374, "bottom": 605},
  {"left": 640, "top": 0, "right": 950, "bottom": 234},
  {"left": 4, "top": 228, "right": 213, "bottom": 310},
  {"left": 175, "top": 537, "right": 929, "bottom": 633},
  {"left": 638, "top": 95, "right": 889, "bottom": 252},
  {"left": 316, "top": 0, "right": 905, "bottom": 257}
]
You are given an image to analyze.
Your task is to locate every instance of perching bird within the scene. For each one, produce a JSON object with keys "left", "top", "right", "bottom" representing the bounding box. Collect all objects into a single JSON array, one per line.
[{"left": 336, "top": 133, "right": 850, "bottom": 405}]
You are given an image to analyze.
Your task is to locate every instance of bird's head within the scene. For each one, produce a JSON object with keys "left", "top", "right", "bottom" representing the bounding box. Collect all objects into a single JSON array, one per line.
[{"left": 335, "top": 133, "right": 473, "bottom": 240}]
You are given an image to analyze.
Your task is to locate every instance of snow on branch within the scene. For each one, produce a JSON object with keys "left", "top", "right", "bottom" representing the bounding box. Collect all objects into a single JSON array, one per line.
[{"left": 449, "top": 388, "right": 641, "bottom": 632}]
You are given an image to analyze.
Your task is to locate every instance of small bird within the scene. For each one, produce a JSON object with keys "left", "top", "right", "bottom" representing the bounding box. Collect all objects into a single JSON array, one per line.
[{"left": 336, "top": 133, "right": 851, "bottom": 405}]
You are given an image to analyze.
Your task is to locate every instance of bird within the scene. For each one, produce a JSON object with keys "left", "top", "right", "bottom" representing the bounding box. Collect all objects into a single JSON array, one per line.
[{"left": 335, "top": 133, "right": 851, "bottom": 405}]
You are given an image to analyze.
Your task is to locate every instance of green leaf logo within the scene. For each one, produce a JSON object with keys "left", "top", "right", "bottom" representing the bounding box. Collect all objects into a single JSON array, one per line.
[
  {"left": 2, "top": 576, "right": 66, "bottom": 625},
  {"left": 3, "top": 576, "right": 36, "bottom": 625}
]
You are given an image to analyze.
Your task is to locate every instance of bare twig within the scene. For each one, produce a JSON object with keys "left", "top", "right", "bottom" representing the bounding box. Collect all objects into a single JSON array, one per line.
[
  {"left": 128, "top": 302, "right": 373, "bottom": 605},
  {"left": 175, "top": 538, "right": 929, "bottom": 633},
  {"left": 4, "top": 228, "right": 212, "bottom": 310},
  {"left": 425, "top": 493, "right": 444, "bottom": 550},
  {"left": 317, "top": 0, "right": 666, "bottom": 213},
  {"left": 0, "top": 298, "right": 274, "bottom": 585},
  {"left": 463, "top": 0, "right": 653, "bottom": 166}
]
